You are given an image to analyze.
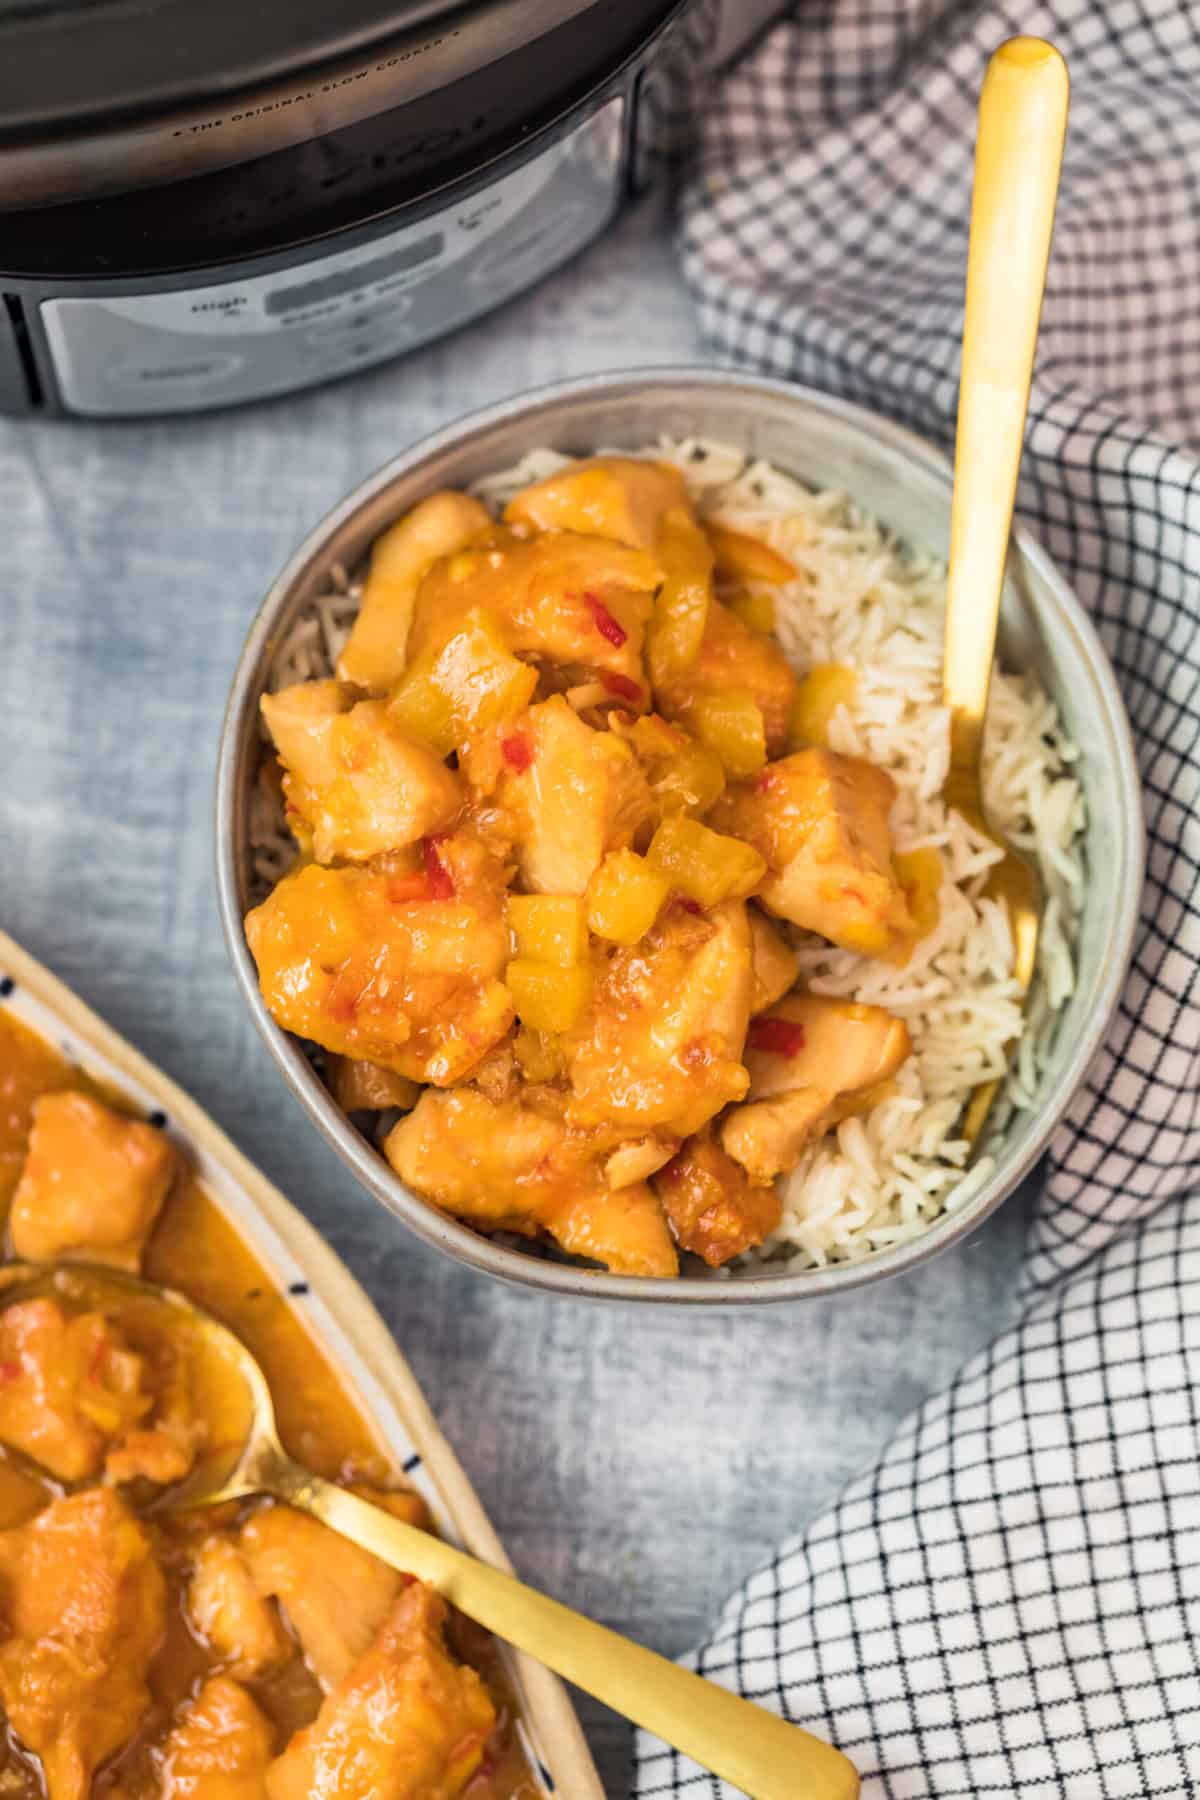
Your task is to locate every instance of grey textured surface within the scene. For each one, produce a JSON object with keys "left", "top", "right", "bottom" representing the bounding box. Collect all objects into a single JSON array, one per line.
[{"left": 1, "top": 193, "right": 1033, "bottom": 1795}]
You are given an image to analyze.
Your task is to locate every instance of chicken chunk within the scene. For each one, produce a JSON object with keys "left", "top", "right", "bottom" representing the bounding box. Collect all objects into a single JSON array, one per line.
[
  {"left": 0, "top": 1489, "right": 165, "bottom": 1800},
  {"left": 241, "top": 1499, "right": 420, "bottom": 1691},
  {"left": 563, "top": 900, "right": 753, "bottom": 1139},
  {"left": 742, "top": 993, "right": 912, "bottom": 1103},
  {"left": 748, "top": 908, "right": 800, "bottom": 1012},
  {"left": 654, "top": 1135, "right": 782, "bottom": 1266},
  {"left": 10, "top": 1090, "right": 175, "bottom": 1271},
  {"left": 503, "top": 455, "right": 691, "bottom": 551},
  {"left": 711, "top": 748, "right": 915, "bottom": 957},
  {"left": 466, "top": 697, "right": 654, "bottom": 895},
  {"left": 0, "top": 1299, "right": 149, "bottom": 1482},
  {"left": 337, "top": 491, "right": 493, "bottom": 692},
  {"left": 603, "top": 1135, "right": 678, "bottom": 1190},
  {"left": 160, "top": 1677, "right": 274, "bottom": 1800},
  {"left": 407, "top": 528, "right": 660, "bottom": 701},
  {"left": 245, "top": 832, "right": 514, "bottom": 1085},
  {"left": 385, "top": 1085, "right": 679, "bottom": 1276},
  {"left": 261, "top": 683, "right": 461, "bottom": 863},
  {"left": 103, "top": 1318, "right": 202, "bottom": 1488},
  {"left": 720, "top": 1088, "right": 837, "bottom": 1185},
  {"left": 187, "top": 1536, "right": 291, "bottom": 1679},
  {"left": 265, "top": 1584, "right": 496, "bottom": 1800},
  {"left": 721, "top": 994, "right": 912, "bottom": 1182},
  {"left": 654, "top": 598, "right": 798, "bottom": 756}
]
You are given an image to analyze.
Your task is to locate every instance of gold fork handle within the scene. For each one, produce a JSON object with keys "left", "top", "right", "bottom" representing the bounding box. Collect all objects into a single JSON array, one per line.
[
  {"left": 943, "top": 37, "right": 1069, "bottom": 773},
  {"left": 276, "top": 1461, "right": 860, "bottom": 1800}
]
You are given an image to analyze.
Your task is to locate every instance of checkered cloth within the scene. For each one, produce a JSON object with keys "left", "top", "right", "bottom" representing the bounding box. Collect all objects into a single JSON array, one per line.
[{"left": 635, "top": 3, "right": 1200, "bottom": 1795}]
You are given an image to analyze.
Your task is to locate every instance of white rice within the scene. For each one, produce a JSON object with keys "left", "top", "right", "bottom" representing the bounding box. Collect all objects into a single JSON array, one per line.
[{"left": 253, "top": 439, "right": 1085, "bottom": 1273}]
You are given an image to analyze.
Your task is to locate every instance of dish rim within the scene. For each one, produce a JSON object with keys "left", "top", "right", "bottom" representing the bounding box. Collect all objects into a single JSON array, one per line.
[
  {"left": 215, "top": 365, "right": 1145, "bottom": 1305},
  {"left": 0, "top": 925, "right": 602, "bottom": 1796}
]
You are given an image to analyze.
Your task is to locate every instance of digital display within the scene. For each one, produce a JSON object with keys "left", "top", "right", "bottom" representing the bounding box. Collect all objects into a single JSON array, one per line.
[{"left": 265, "top": 233, "right": 444, "bottom": 314}]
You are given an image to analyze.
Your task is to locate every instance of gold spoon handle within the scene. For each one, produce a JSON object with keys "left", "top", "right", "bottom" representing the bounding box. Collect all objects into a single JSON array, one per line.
[
  {"left": 943, "top": 36, "right": 1069, "bottom": 773},
  {"left": 277, "top": 1460, "right": 860, "bottom": 1799}
]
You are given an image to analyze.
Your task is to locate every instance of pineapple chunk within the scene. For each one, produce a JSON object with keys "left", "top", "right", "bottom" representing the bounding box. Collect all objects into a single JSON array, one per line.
[
  {"left": 389, "top": 609, "right": 538, "bottom": 755},
  {"left": 790, "top": 663, "right": 857, "bottom": 748},
  {"left": 385, "top": 663, "right": 457, "bottom": 756},
  {"left": 506, "top": 960, "right": 593, "bottom": 1034},
  {"left": 626, "top": 714, "right": 726, "bottom": 817},
  {"left": 891, "top": 847, "right": 943, "bottom": 959},
  {"left": 337, "top": 491, "right": 492, "bottom": 692},
  {"left": 711, "top": 748, "right": 914, "bottom": 958},
  {"left": 706, "top": 522, "right": 797, "bottom": 586},
  {"left": 728, "top": 590, "right": 776, "bottom": 635},
  {"left": 507, "top": 896, "right": 588, "bottom": 968},
  {"left": 691, "top": 691, "right": 768, "bottom": 778},
  {"left": 646, "top": 509, "right": 714, "bottom": 686},
  {"left": 646, "top": 815, "right": 766, "bottom": 907},
  {"left": 585, "top": 851, "right": 671, "bottom": 946},
  {"left": 513, "top": 1027, "right": 565, "bottom": 1084}
]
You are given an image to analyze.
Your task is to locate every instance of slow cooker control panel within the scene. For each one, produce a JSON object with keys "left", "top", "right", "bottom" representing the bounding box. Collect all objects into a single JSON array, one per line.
[{"left": 40, "top": 101, "right": 622, "bottom": 416}]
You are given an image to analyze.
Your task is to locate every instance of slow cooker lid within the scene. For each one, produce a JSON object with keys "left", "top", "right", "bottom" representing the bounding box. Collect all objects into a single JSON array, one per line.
[{"left": 0, "top": 0, "right": 582, "bottom": 137}]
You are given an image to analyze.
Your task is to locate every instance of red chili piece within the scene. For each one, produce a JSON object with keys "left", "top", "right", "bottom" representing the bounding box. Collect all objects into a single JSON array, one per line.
[
  {"left": 0, "top": 1361, "right": 21, "bottom": 1383},
  {"left": 746, "top": 1016, "right": 807, "bottom": 1057},
  {"left": 583, "top": 591, "right": 628, "bottom": 647},
  {"left": 501, "top": 732, "right": 533, "bottom": 772},
  {"left": 599, "top": 670, "right": 643, "bottom": 704},
  {"left": 673, "top": 897, "right": 706, "bottom": 916},
  {"left": 422, "top": 836, "right": 456, "bottom": 900}
]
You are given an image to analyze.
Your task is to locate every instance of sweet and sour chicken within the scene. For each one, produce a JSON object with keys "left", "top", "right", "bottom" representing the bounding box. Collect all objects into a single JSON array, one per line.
[
  {"left": 246, "top": 454, "right": 930, "bottom": 1275},
  {"left": 0, "top": 1016, "right": 538, "bottom": 1800}
]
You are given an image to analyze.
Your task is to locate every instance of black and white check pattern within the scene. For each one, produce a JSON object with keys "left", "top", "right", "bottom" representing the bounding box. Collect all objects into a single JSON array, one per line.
[{"left": 636, "top": 2, "right": 1200, "bottom": 1793}]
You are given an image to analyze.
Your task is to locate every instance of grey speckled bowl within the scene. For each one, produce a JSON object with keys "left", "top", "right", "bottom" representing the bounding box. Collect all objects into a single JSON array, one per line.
[{"left": 215, "top": 369, "right": 1143, "bottom": 1304}]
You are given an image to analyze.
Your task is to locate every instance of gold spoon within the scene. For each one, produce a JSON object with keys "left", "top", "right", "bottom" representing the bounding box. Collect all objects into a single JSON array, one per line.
[
  {"left": 9, "top": 1264, "right": 859, "bottom": 1800},
  {"left": 942, "top": 37, "right": 1069, "bottom": 1142}
]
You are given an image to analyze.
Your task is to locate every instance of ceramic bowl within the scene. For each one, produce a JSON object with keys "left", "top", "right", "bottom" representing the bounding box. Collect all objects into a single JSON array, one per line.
[{"left": 216, "top": 369, "right": 1143, "bottom": 1304}]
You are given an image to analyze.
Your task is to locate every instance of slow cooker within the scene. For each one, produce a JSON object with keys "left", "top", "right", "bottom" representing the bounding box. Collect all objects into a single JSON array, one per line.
[{"left": 0, "top": 0, "right": 715, "bottom": 417}]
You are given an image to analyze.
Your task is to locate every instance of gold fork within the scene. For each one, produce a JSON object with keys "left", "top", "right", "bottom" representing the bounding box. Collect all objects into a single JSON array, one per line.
[{"left": 942, "top": 37, "right": 1070, "bottom": 1141}]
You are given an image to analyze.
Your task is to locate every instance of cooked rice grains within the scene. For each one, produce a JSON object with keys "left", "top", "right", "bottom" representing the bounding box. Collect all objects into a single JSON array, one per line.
[{"left": 251, "top": 439, "right": 1085, "bottom": 1273}]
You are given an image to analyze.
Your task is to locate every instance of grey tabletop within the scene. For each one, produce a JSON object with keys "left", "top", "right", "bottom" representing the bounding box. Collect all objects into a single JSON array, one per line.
[{"left": 1, "top": 192, "right": 1032, "bottom": 1795}]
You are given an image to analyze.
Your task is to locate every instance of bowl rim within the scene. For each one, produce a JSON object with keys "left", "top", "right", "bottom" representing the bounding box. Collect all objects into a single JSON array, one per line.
[{"left": 215, "top": 365, "right": 1145, "bottom": 1305}]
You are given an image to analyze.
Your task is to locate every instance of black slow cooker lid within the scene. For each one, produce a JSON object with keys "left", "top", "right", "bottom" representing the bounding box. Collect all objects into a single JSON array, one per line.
[
  {"left": 0, "top": 0, "right": 681, "bottom": 214},
  {"left": 0, "top": 0, "right": 499, "bottom": 136},
  {"left": 0, "top": 0, "right": 694, "bottom": 275}
]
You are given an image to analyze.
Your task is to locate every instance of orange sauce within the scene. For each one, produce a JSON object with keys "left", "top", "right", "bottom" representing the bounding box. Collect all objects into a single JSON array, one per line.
[{"left": 0, "top": 1010, "right": 537, "bottom": 1799}]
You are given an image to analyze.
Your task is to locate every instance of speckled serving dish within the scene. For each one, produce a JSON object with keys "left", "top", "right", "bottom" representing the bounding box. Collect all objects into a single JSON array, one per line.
[
  {"left": 0, "top": 927, "right": 602, "bottom": 1798},
  {"left": 215, "top": 368, "right": 1143, "bottom": 1305}
]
